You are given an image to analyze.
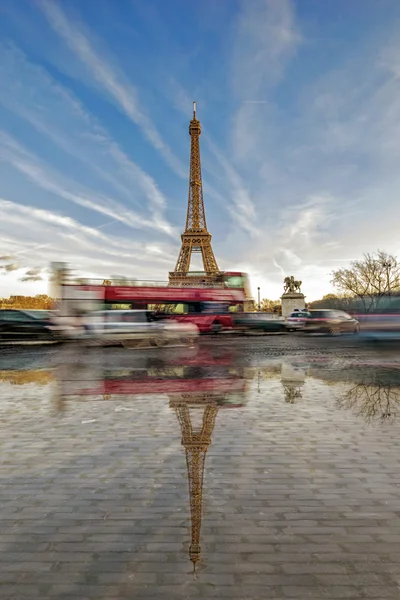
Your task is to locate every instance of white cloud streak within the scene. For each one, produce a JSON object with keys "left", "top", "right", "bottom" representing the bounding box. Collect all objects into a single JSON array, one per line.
[
  {"left": 0, "top": 198, "right": 177, "bottom": 260},
  {"left": 0, "top": 43, "right": 175, "bottom": 231},
  {"left": 232, "top": 0, "right": 301, "bottom": 98},
  {"left": 231, "top": 0, "right": 301, "bottom": 162},
  {"left": 0, "top": 198, "right": 179, "bottom": 290},
  {"left": 38, "top": 0, "right": 186, "bottom": 178},
  {"left": 204, "top": 136, "right": 259, "bottom": 236},
  {"left": 0, "top": 131, "right": 177, "bottom": 236}
]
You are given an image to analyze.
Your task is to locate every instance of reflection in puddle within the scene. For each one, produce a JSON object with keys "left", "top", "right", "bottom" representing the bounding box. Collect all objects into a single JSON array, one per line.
[
  {"left": 280, "top": 363, "right": 306, "bottom": 404},
  {"left": 0, "top": 369, "right": 53, "bottom": 386},
  {"left": 2, "top": 347, "right": 400, "bottom": 576},
  {"left": 55, "top": 359, "right": 249, "bottom": 574},
  {"left": 171, "top": 399, "right": 217, "bottom": 576},
  {"left": 337, "top": 379, "right": 400, "bottom": 423}
]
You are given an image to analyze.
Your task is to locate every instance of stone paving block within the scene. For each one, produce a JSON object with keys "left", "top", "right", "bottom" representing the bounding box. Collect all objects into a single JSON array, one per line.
[{"left": 281, "top": 586, "right": 364, "bottom": 598}]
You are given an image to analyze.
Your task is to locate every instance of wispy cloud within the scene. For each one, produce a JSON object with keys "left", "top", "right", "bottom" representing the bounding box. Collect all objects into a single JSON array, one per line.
[
  {"left": 38, "top": 0, "right": 186, "bottom": 178},
  {"left": 232, "top": 0, "right": 301, "bottom": 98},
  {"left": 204, "top": 136, "right": 259, "bottom": 236},
  {"left": 0, "top": 131, "right": 177, "bottom": 236},
  {"left": 231, "top": 0, "right": 301, "bottom": 161},
  {"left": 0, "top": 199, "right": 177, "bottom": 259},
  {"left": 0, "top": 198, "right": 178, "bottom": 279},
  {"left": 279, "top": 195, "right": 337, "bottom": 248},
  {"left": 0, "top": 43, "right": 175, "bottom": 230}
]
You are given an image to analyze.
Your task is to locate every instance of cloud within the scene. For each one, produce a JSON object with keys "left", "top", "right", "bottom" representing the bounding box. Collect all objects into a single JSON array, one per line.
[
  {"left": 232, "top": 0, "right": 301, "bottom": 98},
  {"left": 0, "top": 131, "right": 178, "bottom": 237},
  {"left": 0, "top": 197, "right": 180, "bottom": 294},
  {"left": 222, "top": 7, "right": 400, "bottom": 301},
  {"left": 279, "top": 195, "right": 337, "bottom": 248},
  {"left": 204, "top": 136, "right": 259, "bottom": 236},
  {"left": 0, "top": 44, "right": 176, "bottom": 231},
  {"left": 0, "top": 198, "right": 178, "bottom": 266},
  {"left": 230, "top": 0, "right": 301, "bottom": 162},
  {"left": 38, "top": 0, "right": 186, "bottom": 178}
]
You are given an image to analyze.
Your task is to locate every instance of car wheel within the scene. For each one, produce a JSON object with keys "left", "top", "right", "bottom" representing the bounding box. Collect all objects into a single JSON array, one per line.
[
  {"left": 328, "top": 325, "right": 341, "bottom": 336},
  {"left": 180, "top": 336, "right": 196, "bottom": 346},
  {"left": 211, "top": 323, "right": 222, "bottom": 334},
  {"left": 122, "top": 340, "right": 139, "bottom": 349},
  {"left": 150, "top": 337, "right": 167, "bottom": 347}
]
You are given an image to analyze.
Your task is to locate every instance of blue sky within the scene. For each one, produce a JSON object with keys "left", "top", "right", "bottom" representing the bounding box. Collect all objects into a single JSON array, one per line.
[{"left": 1, "top": 0, "right": 400, "bottom": 301}]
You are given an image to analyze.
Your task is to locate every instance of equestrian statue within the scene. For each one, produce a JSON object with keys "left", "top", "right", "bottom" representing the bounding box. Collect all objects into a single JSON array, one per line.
[{"left": 283, "top": 276, "right": 302, "bottom": 294}]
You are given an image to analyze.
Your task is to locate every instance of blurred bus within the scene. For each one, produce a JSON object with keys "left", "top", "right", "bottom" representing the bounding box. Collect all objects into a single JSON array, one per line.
[{"left": 50, "top": 264, "right": 253, "bottom": 333}]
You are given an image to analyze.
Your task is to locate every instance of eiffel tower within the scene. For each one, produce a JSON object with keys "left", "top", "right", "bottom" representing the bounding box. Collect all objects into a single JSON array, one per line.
[
  {"left": 169, "top": 103, "right": 220, "bottom": 286},
  {"left": 169, "top": 393, "right": 220, "bottom": 576}
]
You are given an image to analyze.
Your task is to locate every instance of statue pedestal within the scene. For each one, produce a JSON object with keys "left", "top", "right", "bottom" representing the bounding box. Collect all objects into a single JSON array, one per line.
[{"left": 280, "top": 293, "right": 306, "bottom": 319}]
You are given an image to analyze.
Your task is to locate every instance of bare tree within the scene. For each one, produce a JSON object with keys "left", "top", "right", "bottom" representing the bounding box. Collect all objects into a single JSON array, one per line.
[{"left": 331, "top": 250, "right": 400, "bottom": 312}]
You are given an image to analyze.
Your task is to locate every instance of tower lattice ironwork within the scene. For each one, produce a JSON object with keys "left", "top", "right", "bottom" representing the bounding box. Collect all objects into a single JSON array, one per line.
[
  {"left": 169, "top": 394, "right": 219, "bottom": 576},
  {"left": 169, "top": 102, "right": 220, "bottom": 286}
]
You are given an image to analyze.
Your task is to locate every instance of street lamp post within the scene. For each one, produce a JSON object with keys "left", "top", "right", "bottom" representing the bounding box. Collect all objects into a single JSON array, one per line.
[
  {"left": 383, "top": 261, "right": 392, "bottom": 296},
  {"left": 257, "top": 287, "right": 261, "bottom": 311}
]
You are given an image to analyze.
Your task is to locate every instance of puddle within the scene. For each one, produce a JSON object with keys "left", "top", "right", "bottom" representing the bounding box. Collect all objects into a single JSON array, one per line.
[{"left": 1, "top": 346, "right": 400, "bottom": 596}]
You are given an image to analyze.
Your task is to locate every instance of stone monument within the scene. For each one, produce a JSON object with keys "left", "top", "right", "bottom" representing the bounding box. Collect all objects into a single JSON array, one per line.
[{"left": 280, "top": 276, "right": 306, "bottom": 319}]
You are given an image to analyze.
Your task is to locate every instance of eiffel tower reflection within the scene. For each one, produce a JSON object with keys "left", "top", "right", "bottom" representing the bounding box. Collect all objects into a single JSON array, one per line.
[
  {"left": 169, "top": 393, "right": 219, "bottom": 577},
  {"left": 168, "top": 385, "right": 248, "bottom": 576},
  {"left": 53, "top": 351, "right": 248, "bottom": 575}
]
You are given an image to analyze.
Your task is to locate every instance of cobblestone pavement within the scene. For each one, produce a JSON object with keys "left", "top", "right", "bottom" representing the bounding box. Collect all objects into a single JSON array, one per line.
[{"left": 1, "top": 338, "right": 400, "bottom": 599}]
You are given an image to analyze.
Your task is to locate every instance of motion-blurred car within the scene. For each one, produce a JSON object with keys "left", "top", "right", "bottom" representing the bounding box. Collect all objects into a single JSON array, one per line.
[
  {"left": 51, "top": 309, "right": 199, "bottom": 348},
  {"left": 302, "top": 309, "right": 359, "bottom": 335},
  {"left": 359, "top": 310, "right": 400, "bottom": 343},
  {"left": 0, "top": 309, "right": 54, "bottom": 341},
  {"left": 286, "top": 310, "right": 310, "bottom": 331},
  {"left": 234, "top": 312, "right": 287, "bottom": 333}
]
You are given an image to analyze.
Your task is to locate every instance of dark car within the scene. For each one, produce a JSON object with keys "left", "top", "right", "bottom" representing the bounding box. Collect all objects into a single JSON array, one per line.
[
  {"left": 0, "top": 309, "right": 55, "bottom": 341},
  {"left": 303, "top": 309, "right": 359, "bottom": 335},
  {"left": 234, "top": 312, "right": 287, "bottom": 333}
]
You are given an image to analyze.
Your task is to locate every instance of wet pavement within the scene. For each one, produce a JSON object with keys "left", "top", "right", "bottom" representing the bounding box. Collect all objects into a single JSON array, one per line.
[{"left": 1, "top": 337, "right": 400, "bottom": 599}]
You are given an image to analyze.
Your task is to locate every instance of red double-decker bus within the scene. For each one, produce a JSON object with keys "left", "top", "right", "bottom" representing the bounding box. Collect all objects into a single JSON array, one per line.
[{"left": 51, "top": 265, "right": 253, "bottom": 333}]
